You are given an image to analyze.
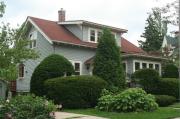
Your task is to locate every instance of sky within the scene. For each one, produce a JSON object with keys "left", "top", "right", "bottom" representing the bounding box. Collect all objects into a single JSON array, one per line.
[{"left": 1, "top": 0, "right": 178, "bottom": 46}]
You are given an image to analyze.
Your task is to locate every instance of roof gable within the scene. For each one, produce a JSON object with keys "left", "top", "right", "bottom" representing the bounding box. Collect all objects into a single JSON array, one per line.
[
  {"left": 27, "top": 16, "right": 143, "bottom": 54},
  {"left": 28, "top": 16, "right": 97, "bottom": 48}
]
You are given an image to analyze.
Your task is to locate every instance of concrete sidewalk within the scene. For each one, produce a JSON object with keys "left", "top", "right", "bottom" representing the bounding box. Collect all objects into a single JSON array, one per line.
[{"left": 55, "top": 112, "right": 107, "bottom": 119}]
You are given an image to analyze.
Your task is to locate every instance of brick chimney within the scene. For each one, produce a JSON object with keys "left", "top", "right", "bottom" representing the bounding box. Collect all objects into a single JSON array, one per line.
[{"left": 58, "top": 8, "right": 65, "bottom": 22}]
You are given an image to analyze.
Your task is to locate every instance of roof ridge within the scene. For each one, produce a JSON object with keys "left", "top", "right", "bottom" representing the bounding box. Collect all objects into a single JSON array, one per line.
[{"left": 28, "top": 16, "right": 57, "bottom": 23}]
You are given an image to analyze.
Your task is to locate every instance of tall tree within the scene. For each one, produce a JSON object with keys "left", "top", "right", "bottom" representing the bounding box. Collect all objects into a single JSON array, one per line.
[
  {"left": 161, "top": 0, "right": 178, "bottom": 26},
  {"left": 138, "top": 8, "right": 166, "bottom": 52},
  {"left": 0, "top": 1, "right": 38, "bottom": 97},
  {"left": 93, "top": 28, "right": 125, "bottom": 89}
]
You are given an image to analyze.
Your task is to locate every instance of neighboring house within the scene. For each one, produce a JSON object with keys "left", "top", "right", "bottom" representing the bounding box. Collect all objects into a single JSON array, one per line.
[
  {"left": 161, "top": 32, "right": 179, "bottom": 61},
  {"left": 0, "top": 9, "right": 166, "bottom": 98}
]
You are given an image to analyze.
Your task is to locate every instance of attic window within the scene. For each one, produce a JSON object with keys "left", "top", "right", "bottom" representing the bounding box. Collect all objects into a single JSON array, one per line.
[{"left": 29, "top": 31, "right": 37, "bottom": 49}]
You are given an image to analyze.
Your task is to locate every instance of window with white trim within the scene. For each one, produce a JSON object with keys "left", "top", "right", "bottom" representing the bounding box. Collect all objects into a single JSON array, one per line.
[
  {"left": 29, "top": 31, "right": 37, "bottom": 49},
  {"left": 88, "top": 28, "right": 116, "bottom": 43},
  {"left": 19, "top": 63, "right": 24, "bottom": 78},
  {"left": 97, "top": 31, "right": 102, "bottom": 41},
  {"left": 149, "top": 63, "right": 153, "bottom": 69},
  {"left": 71, "top": 61, "right": 81, "bottom": 75},
  {"left": 90, "top": 29, "right": 96, "bottom": 42},
  {"left": 155, "top": 64, "right": 159, "bottom": 71},
  {"left": 135, "top": 62, "right": 140, "bottom": 71},
  {"left": 142, "top": 63, "right": 147, "bottom": 69}
]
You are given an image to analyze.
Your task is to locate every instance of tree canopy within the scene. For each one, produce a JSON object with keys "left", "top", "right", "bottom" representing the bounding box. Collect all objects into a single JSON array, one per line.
[
  {"left": 138, "top": 8, "right": 166, "bottom": 52},
  {"left": 0, "top": 1, "right": 38, "bottom": 81},
  {"left": 93, "top": 28, "right": 125, "bottom": 89}
]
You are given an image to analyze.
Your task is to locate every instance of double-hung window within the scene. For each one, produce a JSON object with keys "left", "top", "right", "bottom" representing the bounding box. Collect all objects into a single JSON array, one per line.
[
  {"left": 149, "top": 63, "right": 153, "bottom": 69},
  {"left": 29, "top": 31, "right": 37, "bottom": 49},
  {"left": 90, "top": 29, "right": 96, "bottom": 42},
  {"left": 19, "top": 63, "right": 24, "bottom": 78},
  {"left": 155, "top": 64, "right": 159, "bottom": 71},
  {"left": 97, "top": 31, "right": 102, "bottom": 41},
  {"left": 71, "top": 61, "right": 81, "bottom": 75},
  {"left": 142, "top": 63, "right": 147, "bottom": 69},
  {"left": 135, "top": 62, "right": 140, "bottom": 71}
]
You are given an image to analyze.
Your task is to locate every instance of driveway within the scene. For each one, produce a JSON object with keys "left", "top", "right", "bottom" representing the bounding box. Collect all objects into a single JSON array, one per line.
[{"left": 55, "top": 112, "right": 107, "bottom": 119}]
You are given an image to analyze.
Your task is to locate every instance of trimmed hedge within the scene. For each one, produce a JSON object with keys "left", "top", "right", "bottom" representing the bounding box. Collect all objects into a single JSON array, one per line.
[
  {"left": 154, "top": 95, "right": 176, "bottom": 107},
  {"left": 30, "top": 54, "right": 74, "bottom": 96},
  {"left": 155, "top": 78, "right": 179, "bottom": 99},
  {"left": 45, "top": 75, "right": 108, "bottom": 109},
  {"left": 132, "top": 69, "right": 160, "bottom": 93},
  {"left": 162, "top": 64, "right": 179, "bottom": 78}
]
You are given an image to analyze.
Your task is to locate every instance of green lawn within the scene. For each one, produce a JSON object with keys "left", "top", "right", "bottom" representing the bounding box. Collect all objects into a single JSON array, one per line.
[{"left": 64, "top": 103, "right": 180, "bottom": 119}]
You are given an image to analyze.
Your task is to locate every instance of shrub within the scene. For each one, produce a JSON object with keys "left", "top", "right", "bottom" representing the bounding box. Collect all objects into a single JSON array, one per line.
[
  {"left": 155, "top": 78, "right": 179, "bottom": 98},
  {"left": 30, "top": 54, "right": 74, "bottom": 96},
  {"left": 45, "top": 75, "right": 108, "bottom": 109},
  {"left": 97, "top": 94, "right": 115, "bottom": 111},
  {"left": 97, "top": 88, "right": 158, "bottom": 112},
  {"left": 0, "top": 94, "right": 56, "bottom": 119},
  {"left": 93, "top": 28, "right": 125, "bottom": 88},
  {"left": 132, "top": 69, "right": 160, "bottom": 93},
  {"left": 162, "top": 64, "right": 179, "bottom": 78},
  {"left": 154, "top": 95, "right": 176, "bottom": 107}
]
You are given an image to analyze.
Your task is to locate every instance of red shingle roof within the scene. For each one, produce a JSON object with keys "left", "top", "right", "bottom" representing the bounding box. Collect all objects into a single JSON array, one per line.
[
  {"left": 121, "top": 37, "right": 145, "bottom": 54},
  {"left": 29, "top": 17, "right": 97, "bottom": 48},
  {"left": 28, "top": 17, "right": 144, "bottom": 53}
]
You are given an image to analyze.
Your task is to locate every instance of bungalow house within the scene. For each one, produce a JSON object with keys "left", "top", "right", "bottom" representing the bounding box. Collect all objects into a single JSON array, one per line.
[{"left": 0, "top": 9, "right": 165, "bottom": 98}]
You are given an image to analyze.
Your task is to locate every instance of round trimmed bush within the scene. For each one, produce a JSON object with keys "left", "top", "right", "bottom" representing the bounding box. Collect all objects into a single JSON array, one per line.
[
  {"left": 132, "top": 69, "right": 160, "bottom": 93},
  {"left": 162, "top": 64, "right": 179, "bottom": 78},
  {"left": 97, "top": 88, "right": 158, "bottom": 112},
  {"left": 154, "top": 95, "right": 176, "bottom": 107},
  {"left": 156, "top": 78, "right": 179, "bottom": 98},
  {"left": 30, "top": 54, "right": 74, "bottom": 96},
  {"left": 44, "top": 75, "right": 108, "bottom": 109}
]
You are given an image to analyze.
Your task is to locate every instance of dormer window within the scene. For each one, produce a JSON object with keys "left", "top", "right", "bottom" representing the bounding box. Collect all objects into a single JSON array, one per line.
[
  {"left": 97, "top": 31, "right": 102, "bottom": 41},
  {"left": 90, "top": 29, "right": 95, "bottom": 42},
  {"left": 88, "top": 28, "right": 102, "bottom": 43},
  {"left": 88, "top": 28, "right": 116, "bottom": 43}
]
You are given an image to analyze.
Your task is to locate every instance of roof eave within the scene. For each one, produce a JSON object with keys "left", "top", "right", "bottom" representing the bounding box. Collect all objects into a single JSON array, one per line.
[
  {"left": 122, "top": 53, "right": 168, "bottom": 60},
  {"left": 58, "top": 20, "right": 127, "bottom": 33},
  {"left": 52, "top": 40, "right": 97, "bottom": 49}
]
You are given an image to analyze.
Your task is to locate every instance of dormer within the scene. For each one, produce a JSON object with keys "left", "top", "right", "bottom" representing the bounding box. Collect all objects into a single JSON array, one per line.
[{"left": 57, "top": 9, "right": 127, "bottom": 47}]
